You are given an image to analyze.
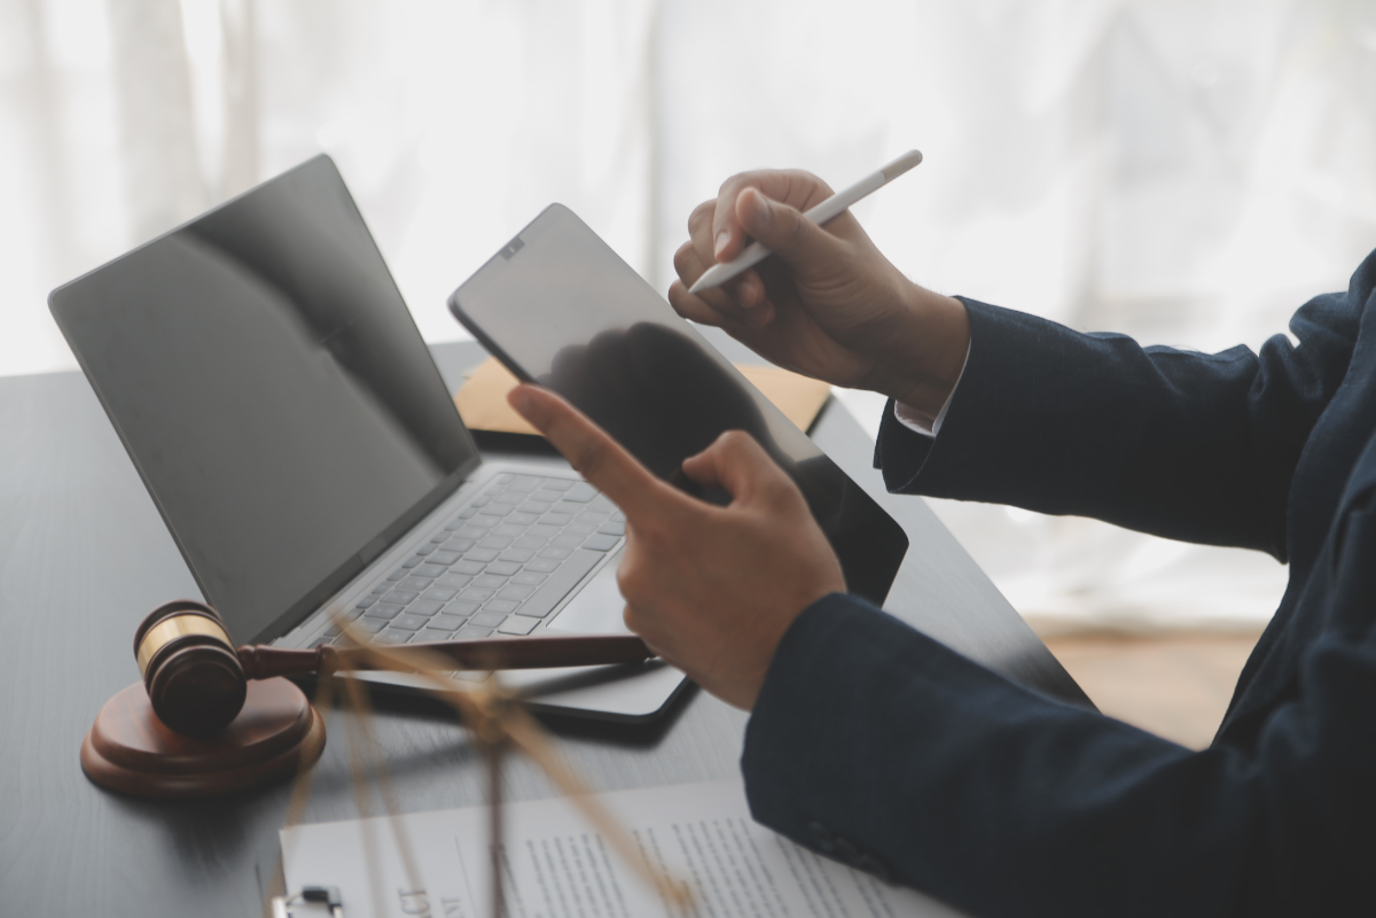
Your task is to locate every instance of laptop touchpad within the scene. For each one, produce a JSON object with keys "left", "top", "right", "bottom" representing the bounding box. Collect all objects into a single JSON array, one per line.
[{"left": 546, "top": 556, "right": 628, "bottom": 635}]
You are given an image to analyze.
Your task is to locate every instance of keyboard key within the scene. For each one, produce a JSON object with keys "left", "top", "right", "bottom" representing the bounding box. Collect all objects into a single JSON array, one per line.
[
  {"left": 550, "top": 534, "right": 584, "bottom": 549},
  {"left": 513, "top": 536, "right": 547, "bottom": 550},
  {"left": 372, "top": 582, "right": 392, "bottom": 594},
  {"left": 355, "top": 594, "right": 379, "bottom": 610},
  {"left": 409, "top": 600, "right": 444, "bottom": 616},
  {"left": 365, "top": 603, "right": 405, "bottom": 620},
  {"left": 391, "top": 614, "right": 429, "bottom": 631},
  {"left": 416, "top": 564, "right": 449, "bottom": 579},
  {"left": 402, "top": 557, "right": 424, "bottom": 569},
  {"left": 457, "top": 625, "right": 494, "bottom": 639},
  {"left": 481, "top": 503, "right": 512, "bottom": 517},
  {"left": 479, "top": 536, "right": 513, "bottom": 550},
  {"left": 422, "top": 627, "right": 458, "bottom": 641},
  {"left": 471, "top": 610, "right": 509, "bottom": 627},
  {"left": 340, "top": 606, "right": 365, "bottom": 621},
  {"left": 508, "top": 511, "right": 539, "bottom": 526},
  {"left": 525, "top": 557, "right": 561, "bottom": 573},
  {"left": 444, "top": 600, "right": 482, "bottom": 617},
  {"left": 565, "top": 520, "right": 598, "bottom": 535},
  {"left": 354, "top": 617, "right": 388, "bottom": 634},
  {"left": 383, "top": 590, "right": 418, "bottom": 605},
  {"left": 610, "top": 510, "right": 625, "bottom": 523},
  {"left": 492, "top": 523, "right": 525, "bottom": 537},
  {"left": 544, "top": 479, "right": 575, "bottom": 491},
  {"left": 423, "top": 586, "right": 460, "bottom": 602},
  {"left": 431, "top": 531, "right": 449, "bottom": 543},
  {"left": 387, "top": 569, "right": 407, "bottom": 581},
  {"left": 507, "top": 477, "right": 540, "bottom": 492},
  {"left": 466, "top": 548, "right": 501, "bottom": 562},
  {"left": 470, "top": 496, "right": 491, "bottom": 507},
  {"left": 534, "top": 488, "right": 566, "bottom": 503},
  {"left": 436, "top": 573, "right": 474, "bottom": 589},
  {"left": 430, "top": 614, "right": 468, "bottom": 631},
  {"left": 597, "top": 521, "right": 626, "bottom": 536},
  {"left": 497, "top": 615, "right": 538, "bottom": 635},
  {"left": 519, "top": 501, "right": 553, "bottom": 515},
  {"left": 538, "top": 547, "right": 573, "bottom": 561},
  {"left": 515, "top": 549, "right": 600, "bottom": 619},
  {"left": 429, "top": 550, "right": 461, "bottom": 566},
  {"left": 459, "top": 586, "right": 495, "bottom": 603},
  {"left": 416, "top": 543, "right": 437, "bottom": 556},
  {"left": 513, "top": 572, "right": 547, "bottom": 585},
  {"left": 577, "top": 509, "right": 609, "bottom": 522},
  {"left": 497, "top": 584, "right": 536, "bottom": 601},
  {"left": 582, "top": 534, "right": 620, "bottom": 552},
  {"left": 457, "top": 506, "right": 479, "bottom": 519},
  {"left": 590, "top": 495, "right": 616, "bottom": 513},
  {"left": 399, "top": 577, "right": 432, "bottom": 592},
  {"left": 564, "top": 482, "right": 597, "bottom": 502},
  {"left": 474, "top": 574, "right": 508, "bottom": 589},
  {"left": 529, "top": 524, "right": 562, "bottom": 539},
  {"left": 489, "top": 558, "right": 525, "bottom": 572},
  {"left": 542, "top": 512, "right": 574, "bottom": 527},
  {"left": 444, "top": 538, "right": 476, "bottom": 553},
  {"left": 375, "top": 631, "right": 411, "bottom": 644}
]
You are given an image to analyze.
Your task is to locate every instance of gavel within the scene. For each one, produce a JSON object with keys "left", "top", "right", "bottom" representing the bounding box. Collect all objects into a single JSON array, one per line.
[{"left": 135, "top": 600, "right": 653, "bottom": 735}]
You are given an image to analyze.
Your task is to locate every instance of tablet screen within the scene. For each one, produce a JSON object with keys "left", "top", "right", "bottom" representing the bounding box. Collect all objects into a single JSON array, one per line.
[{"left": 450, "top": 204, "right": 908, "bottom": 605}]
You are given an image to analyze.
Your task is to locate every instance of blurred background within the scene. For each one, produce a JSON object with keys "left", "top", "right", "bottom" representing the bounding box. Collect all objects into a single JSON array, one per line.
[{"left": 4, "top": 0, "right": 1376, "bottom": 650}]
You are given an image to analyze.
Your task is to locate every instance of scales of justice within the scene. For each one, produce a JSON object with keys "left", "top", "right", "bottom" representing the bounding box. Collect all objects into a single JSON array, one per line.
[{"left": 80, "top": 599, "right": 692, "bottom": 917}]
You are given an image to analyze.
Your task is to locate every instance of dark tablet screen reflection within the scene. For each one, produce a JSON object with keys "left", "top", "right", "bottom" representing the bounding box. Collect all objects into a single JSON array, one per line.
[{"left": 451, "top": 205, "right": 908, "bottom": 605}]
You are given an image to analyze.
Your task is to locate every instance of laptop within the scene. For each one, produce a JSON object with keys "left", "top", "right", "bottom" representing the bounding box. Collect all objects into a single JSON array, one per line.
[{"left": 48, "top": 155, "right": 687, "bottom": 721}]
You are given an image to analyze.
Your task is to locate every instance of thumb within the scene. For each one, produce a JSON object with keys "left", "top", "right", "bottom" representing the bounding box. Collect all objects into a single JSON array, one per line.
[
  {"left": 681, "top": 430, "right": 796, "bottom": 507},
  {"left": 737, "top": 187, "right": 849, "bottom": 280}
]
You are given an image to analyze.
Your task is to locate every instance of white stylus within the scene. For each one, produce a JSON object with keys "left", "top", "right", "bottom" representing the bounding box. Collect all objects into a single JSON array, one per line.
[{"left": 688, "top": 149, "right": 923, "bottom": 295}]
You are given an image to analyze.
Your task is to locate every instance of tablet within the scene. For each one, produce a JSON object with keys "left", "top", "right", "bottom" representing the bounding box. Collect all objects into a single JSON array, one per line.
[{"left": 448, "top": 204, "right": 908, "bottom": 605}]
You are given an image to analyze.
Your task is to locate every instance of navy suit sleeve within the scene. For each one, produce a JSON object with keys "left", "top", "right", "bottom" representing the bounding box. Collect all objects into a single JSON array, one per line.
[
  {"left": 743, "top": 583, "right": 1376, "bottom": 917},
  {"left": 875, "top": 262, "right": 1371, "bottom": 558}
]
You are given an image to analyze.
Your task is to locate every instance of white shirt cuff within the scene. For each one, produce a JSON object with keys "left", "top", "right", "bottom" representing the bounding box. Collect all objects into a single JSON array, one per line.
[{"left": 892, "top": 343, "right": 970, "bottom": 438}]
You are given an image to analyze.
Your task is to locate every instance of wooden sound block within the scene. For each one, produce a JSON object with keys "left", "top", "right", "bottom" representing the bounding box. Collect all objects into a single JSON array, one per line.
[{"left": 81, "top": 677, "right": 325, "bottom": 798}]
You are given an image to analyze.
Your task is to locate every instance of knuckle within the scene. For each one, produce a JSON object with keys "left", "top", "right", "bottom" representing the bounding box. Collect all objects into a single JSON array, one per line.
[
  {"left": 688, "top": 201, "right": 713, "bottom": 232},
  {"left": 673, "top": 242, "right": 696, "bottom": 274}
]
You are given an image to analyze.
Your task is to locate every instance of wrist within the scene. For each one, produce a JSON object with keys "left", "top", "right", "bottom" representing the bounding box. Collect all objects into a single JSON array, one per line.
[{"left": 867, "top": 283, "right": 970, "bottom": 416}]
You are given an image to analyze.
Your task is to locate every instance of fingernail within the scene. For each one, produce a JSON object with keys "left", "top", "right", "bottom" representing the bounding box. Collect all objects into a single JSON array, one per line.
[
  {"left": 714, "top": 230, "right": 730, "bottom": 259},
  {"left": 745, "top": 193, "right": 770, "bottom": 231}
]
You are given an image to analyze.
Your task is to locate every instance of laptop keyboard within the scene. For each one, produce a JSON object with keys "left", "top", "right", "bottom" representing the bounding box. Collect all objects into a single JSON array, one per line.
[{"left": 324, "top": 473, "right": 624, "bottom": 647}]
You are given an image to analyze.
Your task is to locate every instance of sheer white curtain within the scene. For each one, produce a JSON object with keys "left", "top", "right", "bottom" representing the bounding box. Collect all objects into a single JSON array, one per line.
[{"left": 3, "top": 0, "right": 1375, "bottom": 628}]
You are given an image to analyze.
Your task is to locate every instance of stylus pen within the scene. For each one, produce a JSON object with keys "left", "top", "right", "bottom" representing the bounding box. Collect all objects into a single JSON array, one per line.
[{"left": 688, "top": 148, "right": 923, "bottom": 295}]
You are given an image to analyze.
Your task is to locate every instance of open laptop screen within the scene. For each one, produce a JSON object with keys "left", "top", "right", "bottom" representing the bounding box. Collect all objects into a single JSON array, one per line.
[{"left": 49, "top": 156, "right": 480, "bottom": 643}]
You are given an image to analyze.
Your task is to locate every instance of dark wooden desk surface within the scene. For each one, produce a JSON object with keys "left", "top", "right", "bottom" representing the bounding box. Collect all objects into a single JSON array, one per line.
[{"left": 0, "top": 339, "right": 1084, "bottom": 916}]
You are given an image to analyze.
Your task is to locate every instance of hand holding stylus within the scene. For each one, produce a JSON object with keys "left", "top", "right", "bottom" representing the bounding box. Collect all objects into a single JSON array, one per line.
[
  {"left": 668, "top": 159, "right": 970, "bottom": 423},
  {"left": 508, "top": 384, "right": 844, "bottom": 711}
]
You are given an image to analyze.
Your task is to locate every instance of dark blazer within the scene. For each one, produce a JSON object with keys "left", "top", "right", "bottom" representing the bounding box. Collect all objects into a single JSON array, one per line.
[{"left": 741, "top": 249, "right": 1376, "bottom": 917}]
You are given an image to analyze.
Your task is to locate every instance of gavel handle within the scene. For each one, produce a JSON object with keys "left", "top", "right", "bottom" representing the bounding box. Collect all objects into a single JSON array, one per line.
[{"left": 237, "top": 634, "right": 654, "bottom": 681}]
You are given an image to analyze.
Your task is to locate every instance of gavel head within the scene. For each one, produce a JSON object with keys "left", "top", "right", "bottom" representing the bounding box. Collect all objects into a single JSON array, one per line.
[{"left": 134, "top": 600, "right": 247, "bottom": 735}]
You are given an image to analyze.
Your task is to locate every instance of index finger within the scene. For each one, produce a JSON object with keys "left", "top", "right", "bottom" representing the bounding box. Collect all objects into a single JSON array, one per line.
[{"left": 507, "top": 384, "right": 681, "bottom": 523}]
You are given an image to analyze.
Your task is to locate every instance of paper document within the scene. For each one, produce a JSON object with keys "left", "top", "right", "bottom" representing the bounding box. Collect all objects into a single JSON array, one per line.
[{"left": 281, "top": 778, "right": 967, "bottom": 917}]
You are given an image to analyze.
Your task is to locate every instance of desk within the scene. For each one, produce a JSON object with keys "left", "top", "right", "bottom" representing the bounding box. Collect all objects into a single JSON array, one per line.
[{"left": 0, "top": 339, "right": 1084, "bottom": 916}]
